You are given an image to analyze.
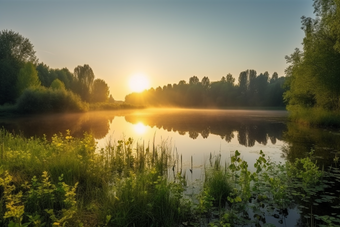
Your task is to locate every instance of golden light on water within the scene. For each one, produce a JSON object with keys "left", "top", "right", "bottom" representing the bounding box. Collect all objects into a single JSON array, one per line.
[{"left": 133, "top": 122, "right": 147, "bottom": 134}]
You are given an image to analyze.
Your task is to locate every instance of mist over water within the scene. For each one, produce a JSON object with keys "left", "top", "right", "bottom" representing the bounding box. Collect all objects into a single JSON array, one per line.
[
  {"left": 0, "top": 109, "right": 289, "bottom": 171},
  {"left": 1, "top": 108, "right": 339, "bottom": 171}
]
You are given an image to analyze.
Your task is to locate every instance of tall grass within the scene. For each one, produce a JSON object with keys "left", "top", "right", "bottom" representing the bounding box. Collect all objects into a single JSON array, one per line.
[
  {"left": 287, "top": 105, "right": 340, "bottom": 127},
  {"left": 0, "top": 129, "right": 193, "bottom": 226},
  {"left": 203, "top": 154, "right": 232, "bottom": 208}
]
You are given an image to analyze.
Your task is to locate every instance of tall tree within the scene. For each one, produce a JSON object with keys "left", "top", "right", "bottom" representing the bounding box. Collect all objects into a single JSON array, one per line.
[
  {"left": 91, "top": 78, "right": 110, "bottom": 103},
  {"left": 270, "top": 72, "right": 278, "bottom": 84},
  {"left": 284, "top": 0, "right": 340, "bottom": 112},
  {"left": 189, "top": 76, "right": 199, "bottom": 85},
  {"left": 238, "top": 71, "right": 248, "bottom": 93},
  {"left": 73, "top": 64, "right": 95, "bottom": 102},
  {"left": 313, "top": 0, "right": 340, "bottom": 52},
  {"left": 226, "top": 73, "right": 235, "bottom": 84},
  {"left": 201, "top": 76, "right": 210, "bottom": 89},
  {"left": 0, "top": 30, "right": 37, "bottom": 63},
  {"left": 16, "top": 62, "right": 41, "bottom": 95},
  {"left": 55, "top": 68, "right": 74, "bottom": 90},
  {"left": 36, "top": 63, "right": 53, "bottom": 87},
  {"left": 0, "top": 30, "right": 37, "bottom": 104}
]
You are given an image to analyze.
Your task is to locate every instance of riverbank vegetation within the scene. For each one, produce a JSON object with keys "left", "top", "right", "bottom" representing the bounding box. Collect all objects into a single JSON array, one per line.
[
  {"left": 284, "top": 0, "right": 340, "bottom": 127},
  {"left": 1, "top": 129, "right": 340, "bottom": 226},
  {"left": 0, "top": 129, "right": 192, "bottom": 226}
]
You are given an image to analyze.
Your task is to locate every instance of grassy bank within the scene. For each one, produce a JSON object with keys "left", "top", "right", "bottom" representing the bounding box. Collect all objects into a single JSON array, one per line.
[
  {"left": 1, "top": 129, "right": 340, "bottom": 226},
  {"left": 0, "top": 129, "right": 193, "bottom": 226},
  {"left": 287, "top": 106, "right": 340, "bottom": 128}
]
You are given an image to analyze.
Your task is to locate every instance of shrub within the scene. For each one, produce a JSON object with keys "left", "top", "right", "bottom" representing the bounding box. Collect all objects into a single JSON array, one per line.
[
  {"left": 0, "top": 170, "right": 78, "bottom": 227},
  {"left": 15, "top": 87, "right": 88, "bottom": 114}
]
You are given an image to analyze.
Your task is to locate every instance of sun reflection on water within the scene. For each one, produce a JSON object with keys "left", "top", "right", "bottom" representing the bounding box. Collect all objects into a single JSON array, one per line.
[{"left": 133, "top": 122, "right": 147, "bottom": 134}]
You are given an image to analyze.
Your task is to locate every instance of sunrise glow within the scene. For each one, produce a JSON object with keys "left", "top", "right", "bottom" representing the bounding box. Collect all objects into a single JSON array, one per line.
[{"left": 128, "top": 73, "right": 150, "bottom": 93}]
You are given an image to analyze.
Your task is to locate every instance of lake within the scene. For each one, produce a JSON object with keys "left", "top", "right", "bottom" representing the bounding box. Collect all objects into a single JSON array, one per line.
[
  {"left": 1, "top": 108, "right": 340, "bottom": 226},
  {"left": 0, "top": 109, "right": 289, "bottom": 174}
]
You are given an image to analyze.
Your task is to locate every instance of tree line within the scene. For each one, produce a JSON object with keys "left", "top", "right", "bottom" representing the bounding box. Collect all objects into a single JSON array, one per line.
[
  {"left": 125, "top": 70, "right": 285, "bottom": 108},
  {"left": 0, "top": 30, "right": 112, "bottom": 113},
  {"left": 36, "top": 63, "right": 112, "bottom": 103}
]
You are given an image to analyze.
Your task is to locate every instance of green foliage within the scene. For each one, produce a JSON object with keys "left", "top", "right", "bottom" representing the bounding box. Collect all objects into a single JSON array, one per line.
[
  {"left": 50, "top": 79, "right": 66, "bottom": 90},
  {"left": 17, "top": 62, "right": 41, "bottom": 95},
  {"left": 0, "top": 59, "right": 18, "bottom": 105},
  {"left": 284, "top": 0, "right": 340, "bottom": 125},
  {"left": 37, "top": 64, "right": 75, "bottom": 91},
  {"left": 0, "top": 170, "right": 78, "bottom": 227},
  {"left": 73, "top": 65, "right": 95, "bottom": 102},
  {"left": 203, "top": 150, "right": 340, "bottom": 227},
  {"left": 15, "top": 87, "right": 89, "bottom": 114},
  {"left": 203, "top": 154, "right": 232, "bottom": 208},
  {"left": 0, "top": 30, "right": 37, "bottom": 105},
  {"left": 0, "top": 129, "right": 193, "bottom": 226},
  {"left": 1, "top": 127, "right": 340, "bottom": 226},
  {"left": 107, "top": 171, "right": 190, "bottom": 227},
  {"left": 91, "top": 78, "right": 109, "bottom": 103},
  {"left": 286, "top": 106, "right": 340, "bottom": 127},
  {"left": 0, "top": 30, "right": 37, "bottom": 64},
  {"left": 0, "top": 30, "right": 113, "bottom": 110}
]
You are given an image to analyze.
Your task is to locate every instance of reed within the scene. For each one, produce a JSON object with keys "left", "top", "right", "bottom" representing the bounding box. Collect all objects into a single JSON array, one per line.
[
  {"left": 0, "top": 128, "right": 192, "bottom": 226},
  {"left": 203, "top": 153, "right": 232, "bottom": 208}
]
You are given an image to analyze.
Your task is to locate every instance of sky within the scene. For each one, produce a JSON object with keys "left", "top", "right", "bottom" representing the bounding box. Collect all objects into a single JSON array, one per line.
[{"left": 0, "top": 0, "right": 315, "bottom": 100}]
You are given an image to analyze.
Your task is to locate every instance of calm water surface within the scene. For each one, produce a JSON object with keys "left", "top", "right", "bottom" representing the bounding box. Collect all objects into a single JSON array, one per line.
[
  {"left": 0, "top": 109, "right": 289, "bottom": 170},
  {"left": 2, "top": 108, "right": 340, "bottom": 180},
  {"left": 1, "top": 108, "right": 340, "bottom": 226}
]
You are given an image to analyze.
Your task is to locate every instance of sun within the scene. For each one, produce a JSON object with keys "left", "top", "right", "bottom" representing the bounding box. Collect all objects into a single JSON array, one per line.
[{"left": 129, "top": 73, "right": 150, "bottom": 92}]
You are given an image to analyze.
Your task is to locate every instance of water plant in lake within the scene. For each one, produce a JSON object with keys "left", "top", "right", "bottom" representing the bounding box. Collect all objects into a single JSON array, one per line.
[{"left": 204, "top": 150, "right": 340, "bottom": 227}]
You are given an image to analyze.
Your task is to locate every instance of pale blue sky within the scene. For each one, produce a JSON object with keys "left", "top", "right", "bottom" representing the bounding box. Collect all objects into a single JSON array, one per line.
[{"left": 0, "top": 0, "right": 314, "bottom": 100}]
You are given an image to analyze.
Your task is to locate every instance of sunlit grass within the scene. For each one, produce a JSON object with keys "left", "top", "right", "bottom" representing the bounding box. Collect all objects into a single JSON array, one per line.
[
  {"left": 287, "top": 106, "right": 340, "bottom": 127},
  {"left": 0, "top": 129, "right": 192, "bottom": 226}
]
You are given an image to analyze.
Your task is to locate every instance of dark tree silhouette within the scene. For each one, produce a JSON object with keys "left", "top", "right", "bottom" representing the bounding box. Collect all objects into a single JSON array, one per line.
[
  {"left": 73, "top": 64, "right": 95, "bottom": 102},
  {"left": 0, "top": 30, "right": 37, "bottom": 104}
]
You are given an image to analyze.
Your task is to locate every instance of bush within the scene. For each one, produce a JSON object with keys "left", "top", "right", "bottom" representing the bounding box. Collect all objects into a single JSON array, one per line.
[{"left": 15, "top": 87, "right": 89, "bottom": 114}]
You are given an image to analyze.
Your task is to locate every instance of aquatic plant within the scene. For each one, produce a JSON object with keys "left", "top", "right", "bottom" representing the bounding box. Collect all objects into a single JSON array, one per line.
[{"left": 204, "top": 150, "right": 340, "bottom": 227}]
